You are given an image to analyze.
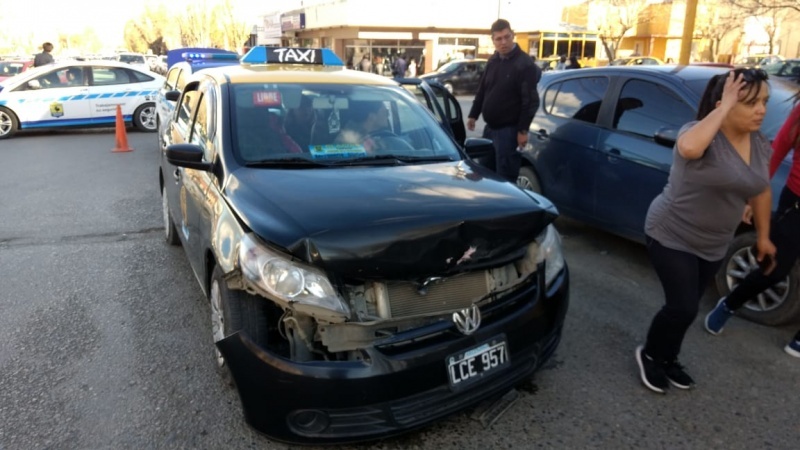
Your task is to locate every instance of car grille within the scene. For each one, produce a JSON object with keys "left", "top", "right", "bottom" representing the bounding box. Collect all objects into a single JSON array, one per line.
[{"left": 386, "top": 271, "right": 488, "bottom": 317}]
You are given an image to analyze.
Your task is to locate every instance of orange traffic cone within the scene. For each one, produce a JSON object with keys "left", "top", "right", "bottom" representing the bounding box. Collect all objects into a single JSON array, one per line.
[{"left": 112, "top": 104, "right": 133, "bottom": 153}]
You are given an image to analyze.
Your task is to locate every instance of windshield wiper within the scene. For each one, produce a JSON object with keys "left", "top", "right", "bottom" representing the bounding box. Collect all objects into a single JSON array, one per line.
[
  {"left": 329, "top": 154, "right": 454, "bottom": 166},
  {"left": 244, "top": 157, "right": 330, "bottom": 168}
]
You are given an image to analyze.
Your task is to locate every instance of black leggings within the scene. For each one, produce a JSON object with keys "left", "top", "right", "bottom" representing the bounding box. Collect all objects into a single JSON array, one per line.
[
  {"left": 726, "top": 186, "right": 800, "bottom": 310},
  {"left": 644, "top": 237, "right": 722, "bottom": 362}
]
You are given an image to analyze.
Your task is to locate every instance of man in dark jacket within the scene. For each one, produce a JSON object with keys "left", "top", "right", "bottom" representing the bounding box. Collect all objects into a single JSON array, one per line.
[
  {"left": 467, "top": 19, "right": 540, "bottom": 182},
  {"left": 33, "top": 42, "right": 54, "bottom": 67}
]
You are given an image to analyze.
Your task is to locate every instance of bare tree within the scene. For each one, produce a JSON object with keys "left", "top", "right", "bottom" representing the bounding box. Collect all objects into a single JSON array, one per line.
[
  {"left": 695, "top": 0, "right": 749, "bottom": 61},
  {"left": 123, "top": 3, "right": 172, "bottom": 54},
  {"left": 213, "top": 0, "right": 251, "bottom": 52},
  {"left": 729, "top": 0, "right": 800, "bottom": 13},
  {"left": 729, "top": 0, "right": 794, "bottom": 54},
  {"left": 589, "top": 0, "right": 652, "bottom": 61}
]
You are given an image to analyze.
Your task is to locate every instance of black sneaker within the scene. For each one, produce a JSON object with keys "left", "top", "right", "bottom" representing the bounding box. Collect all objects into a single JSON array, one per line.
[
  {"left": 663, "top": 360, "right": 694, "bottom": 389},
  {"left": 636, "top": 345, "right": 668, "bottom": 394}
]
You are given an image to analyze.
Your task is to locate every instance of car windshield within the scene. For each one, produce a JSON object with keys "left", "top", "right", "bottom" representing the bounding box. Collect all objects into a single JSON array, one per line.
[
  {"left": 230, "top": 83, "right": 462, "bottom": 165},
  {"left": 685, "top": 78, "right": 799, "bottom": 140},
  {"left": 119, "top": 54, "right": 145, "bottom": 64}
]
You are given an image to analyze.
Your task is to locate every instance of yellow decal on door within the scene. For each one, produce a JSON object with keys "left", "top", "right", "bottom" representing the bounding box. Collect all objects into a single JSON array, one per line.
[{"left": 50, "top": 102, "right": 64, "bottom": 117}]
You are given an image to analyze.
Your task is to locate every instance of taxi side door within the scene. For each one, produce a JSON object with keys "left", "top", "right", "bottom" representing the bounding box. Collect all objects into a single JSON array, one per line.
[{"left": 8, "top": 66, "right": 92, "bottom": 129}]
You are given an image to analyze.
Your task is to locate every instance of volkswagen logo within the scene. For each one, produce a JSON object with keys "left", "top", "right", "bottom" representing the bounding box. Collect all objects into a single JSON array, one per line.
[{"left": 453, "top": 305, "right": 481, "bottom": 335}]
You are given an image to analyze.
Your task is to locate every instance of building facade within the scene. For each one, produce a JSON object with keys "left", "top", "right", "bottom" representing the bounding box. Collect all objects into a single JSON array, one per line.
[{"left": 254, "top": 0, "right": 588, "bottom": 74}]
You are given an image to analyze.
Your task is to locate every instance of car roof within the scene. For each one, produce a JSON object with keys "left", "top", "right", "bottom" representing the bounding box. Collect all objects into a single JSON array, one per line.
[
  {"left": 173, "top": 59, "right": 240, "bottom": 74},
  {"left": 0, "top": 60, "right": 163, "bottom": 88},
  {"left": 193, "top": 63, "right": 401, "bottom": 86},
  {"left": 543, "top": 64, "right": 730, "bottom": 82}
]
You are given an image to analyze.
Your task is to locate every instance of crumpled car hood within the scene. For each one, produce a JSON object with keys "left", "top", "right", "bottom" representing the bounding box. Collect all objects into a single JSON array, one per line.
[{"left": 225, "top": 161, "right": 557, "bottom": 280}]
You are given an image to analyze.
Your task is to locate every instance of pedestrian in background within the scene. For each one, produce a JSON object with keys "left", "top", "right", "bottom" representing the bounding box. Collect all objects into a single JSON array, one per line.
[
  {"left": 392, "top": 54, "right": 407, "bottom": 78},
  {"left": 33, "top": 42, "right": 54, "bottom": 67},
  {"left": 467, "top": 19, "right": 540, "bottom": 182},
  {"left": 566, "top": 55, "right": 581, "bottom": 69},
  {"left": 636, "top": 68, "right": 775, "bottom": 394},
  {"left": 705, "top": 75, "right": 800, "bottom": 359},
  {"left": 555, "top": 55, "right": 567, "bottom": 70},
  {"left": 407, "top": 57, "right": 417, "bottom": 77},
  {"left": 359, "top": 54, "right": 372, "bottom": 73}
]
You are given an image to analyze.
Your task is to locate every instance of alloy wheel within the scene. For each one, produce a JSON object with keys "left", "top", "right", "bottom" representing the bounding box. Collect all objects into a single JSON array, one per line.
[{"left": 724, "top": 246, "right": 790, "bottom": 313}]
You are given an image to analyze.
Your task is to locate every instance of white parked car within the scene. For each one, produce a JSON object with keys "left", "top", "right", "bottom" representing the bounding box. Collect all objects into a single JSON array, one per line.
[
  {"left": 0, "top": 60, "right": 164, "bottom": 139},
  {"left": 116, "top": 52, "right": 149, "bottom": 71}
]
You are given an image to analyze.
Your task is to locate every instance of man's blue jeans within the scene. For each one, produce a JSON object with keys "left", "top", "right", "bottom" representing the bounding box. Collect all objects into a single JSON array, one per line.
[{"left": 482, "top": 124, "right": 521, "bottom": 182}]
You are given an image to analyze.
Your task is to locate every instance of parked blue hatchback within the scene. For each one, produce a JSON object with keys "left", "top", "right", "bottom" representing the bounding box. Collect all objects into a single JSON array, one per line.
[{"left": 517, "top": 65, "right": 800, "bottom": 326}]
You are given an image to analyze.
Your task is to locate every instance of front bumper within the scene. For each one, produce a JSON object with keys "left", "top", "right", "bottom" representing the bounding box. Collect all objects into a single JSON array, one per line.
[{"left": 217, "top": 265, "right": 569, "bottom": 445}]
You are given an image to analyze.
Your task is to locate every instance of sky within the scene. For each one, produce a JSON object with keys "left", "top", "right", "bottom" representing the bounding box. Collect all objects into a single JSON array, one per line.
[{"left": 0, "top": 0, "right": 302, "bottom": 50}]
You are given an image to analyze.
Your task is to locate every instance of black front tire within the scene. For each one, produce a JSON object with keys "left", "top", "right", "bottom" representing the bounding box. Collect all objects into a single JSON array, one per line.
[
  {"left": 161, "top": 185, "right": 180, "bottom": 246},
  {"left": 210, "top": 266, "right": 270, "bottom": 385},
  {"left": 715, "top": 232, "right": 800, "bottom": 326}
]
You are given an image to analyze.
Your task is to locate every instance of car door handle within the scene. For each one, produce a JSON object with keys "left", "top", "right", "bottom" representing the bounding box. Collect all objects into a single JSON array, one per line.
[
  {"left": 535, "top": 129, "right": 548, "bottom": 139},
  {"left": 608, "top": 149, "right": 621, "bottom": 156}
]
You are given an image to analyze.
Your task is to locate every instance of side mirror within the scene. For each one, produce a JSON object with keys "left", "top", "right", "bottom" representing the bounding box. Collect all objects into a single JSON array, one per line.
[
  {"left": 165, "top": 90, "right": 180, "bottom": 102},
  {"left": 654, "top": 126, "right": 678, "bottom": 147},
  {"left": 166, "top": 144, "right": 213, "bottom": 171},
  {"left": 27, "top": 79, "right": 42, "bottom": 90},
  {"left": 464, "top": 137, "right": 494, "bottom": 161}
]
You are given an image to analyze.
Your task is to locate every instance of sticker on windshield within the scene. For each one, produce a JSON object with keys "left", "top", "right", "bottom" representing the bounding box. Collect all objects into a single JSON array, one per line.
[
  {"left": 253, "top": 91, "right": 281, "bottom": 106},
  {"left": 309, "top": 144, "right": 367, "bottom": 159}
]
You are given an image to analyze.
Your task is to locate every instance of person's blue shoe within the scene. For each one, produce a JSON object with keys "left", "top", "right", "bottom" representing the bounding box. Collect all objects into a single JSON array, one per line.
[
  {"left": 785, "top": 339, "right": 800, "bottom": 358},
  {"left": 705, "top": 297, "right": 733, "bottom": 336}
]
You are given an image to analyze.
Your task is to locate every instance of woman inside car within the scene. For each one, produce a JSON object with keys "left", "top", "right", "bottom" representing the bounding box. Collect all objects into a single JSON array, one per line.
[{"left": 636, "top": 68, "right": 776, "bottom": 393}]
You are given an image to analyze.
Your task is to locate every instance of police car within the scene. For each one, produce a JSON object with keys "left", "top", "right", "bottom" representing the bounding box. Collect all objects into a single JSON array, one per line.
[
  {"left": 160, "top": 46, "right": 569, "bottom": 444},
  {"left": 155, "top": 48, "right": 240, "bottom": 148},
  {"left": 0, "top": 60, "right": 164, "bottom": 139}
]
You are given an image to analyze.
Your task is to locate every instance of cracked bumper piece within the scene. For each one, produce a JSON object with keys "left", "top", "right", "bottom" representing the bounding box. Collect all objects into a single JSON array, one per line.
[{"left": 216, "top": 267, "right": 569, "bottom": 445}]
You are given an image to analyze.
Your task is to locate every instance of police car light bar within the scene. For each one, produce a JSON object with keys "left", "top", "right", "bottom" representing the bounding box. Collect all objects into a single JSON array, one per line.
[
  {"left": 182, "top": 52, "right": 240, "bottom": 61},
  {"left": 241, "top": 47, "right": 343, "bottom": 66}
]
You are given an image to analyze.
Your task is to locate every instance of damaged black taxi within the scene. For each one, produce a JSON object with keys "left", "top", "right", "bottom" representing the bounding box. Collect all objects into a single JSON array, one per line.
[{"left": 159, "top": 46, "right": 569, "bottom": 444}]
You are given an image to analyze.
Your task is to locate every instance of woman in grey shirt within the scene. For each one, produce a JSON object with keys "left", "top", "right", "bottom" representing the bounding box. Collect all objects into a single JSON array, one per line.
[{"left": 636, "top": 69, "right": 776, "bottom": 394}]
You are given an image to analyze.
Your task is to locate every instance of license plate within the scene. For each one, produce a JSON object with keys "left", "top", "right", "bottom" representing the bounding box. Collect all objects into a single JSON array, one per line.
[{"left": 447, "top": 335, "right": 509, "bottom": 389}]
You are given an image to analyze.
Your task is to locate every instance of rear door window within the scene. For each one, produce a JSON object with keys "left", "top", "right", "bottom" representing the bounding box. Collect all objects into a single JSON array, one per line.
[
  {"left": 613, "top": 79, "right": 694, "bottom": 137},
  {"left": 546, "top": 77, "right": 609, "bottom": 123}
]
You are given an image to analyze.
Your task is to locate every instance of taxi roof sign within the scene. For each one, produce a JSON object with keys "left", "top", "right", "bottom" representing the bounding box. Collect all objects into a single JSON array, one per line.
[{"left": 241, "top": 47, "right": 343, "bottom": 66}]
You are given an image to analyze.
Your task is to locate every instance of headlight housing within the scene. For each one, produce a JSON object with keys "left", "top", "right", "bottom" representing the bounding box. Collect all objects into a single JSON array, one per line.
[
  {"left": 238, "top": 233, "right": 350, "bottom": 321},
  {"left": 536, "top": 224, "right": 565, "bottom": 287}
]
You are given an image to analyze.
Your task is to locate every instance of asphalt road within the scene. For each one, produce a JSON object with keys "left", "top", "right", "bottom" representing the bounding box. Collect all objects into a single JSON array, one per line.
[{"left": 1, "top": 126, "right": 798, "bottom": 450}]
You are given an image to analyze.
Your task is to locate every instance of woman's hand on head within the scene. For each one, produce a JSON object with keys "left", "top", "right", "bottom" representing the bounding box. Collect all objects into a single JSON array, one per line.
[{"left": 719, "top": 71, "right": 746, "bottom": 112}]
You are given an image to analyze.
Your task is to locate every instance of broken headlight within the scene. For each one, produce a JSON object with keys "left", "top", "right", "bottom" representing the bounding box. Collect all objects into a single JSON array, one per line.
[
  {"left": 238, "top": 233, "right": 350, "bottom": 320},
  {"left": 536, "top": 224, "right": 565, "bottom": 287}
]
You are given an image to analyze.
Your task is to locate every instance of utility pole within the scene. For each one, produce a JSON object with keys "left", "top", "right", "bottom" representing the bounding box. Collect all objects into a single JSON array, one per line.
[{"left": 680, "top": 0, "right": 699, "bottom": 64}]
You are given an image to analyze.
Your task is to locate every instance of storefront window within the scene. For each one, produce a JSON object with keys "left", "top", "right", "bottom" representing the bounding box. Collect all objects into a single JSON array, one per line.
[
  {"left": 344, "top": 39, "right": 425, "bottom": 77},
  {"left": 435, "top": 37, "right": 478, "bottom": 70}
]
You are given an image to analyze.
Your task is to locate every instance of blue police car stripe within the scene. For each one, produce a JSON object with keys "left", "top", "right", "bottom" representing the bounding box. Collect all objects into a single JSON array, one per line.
[
  {"left": 21, "top": 115, "right": 132, "bottom": 129},
  {"left": 1, "top": 90, "right": 158, "bottom": 104}
]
